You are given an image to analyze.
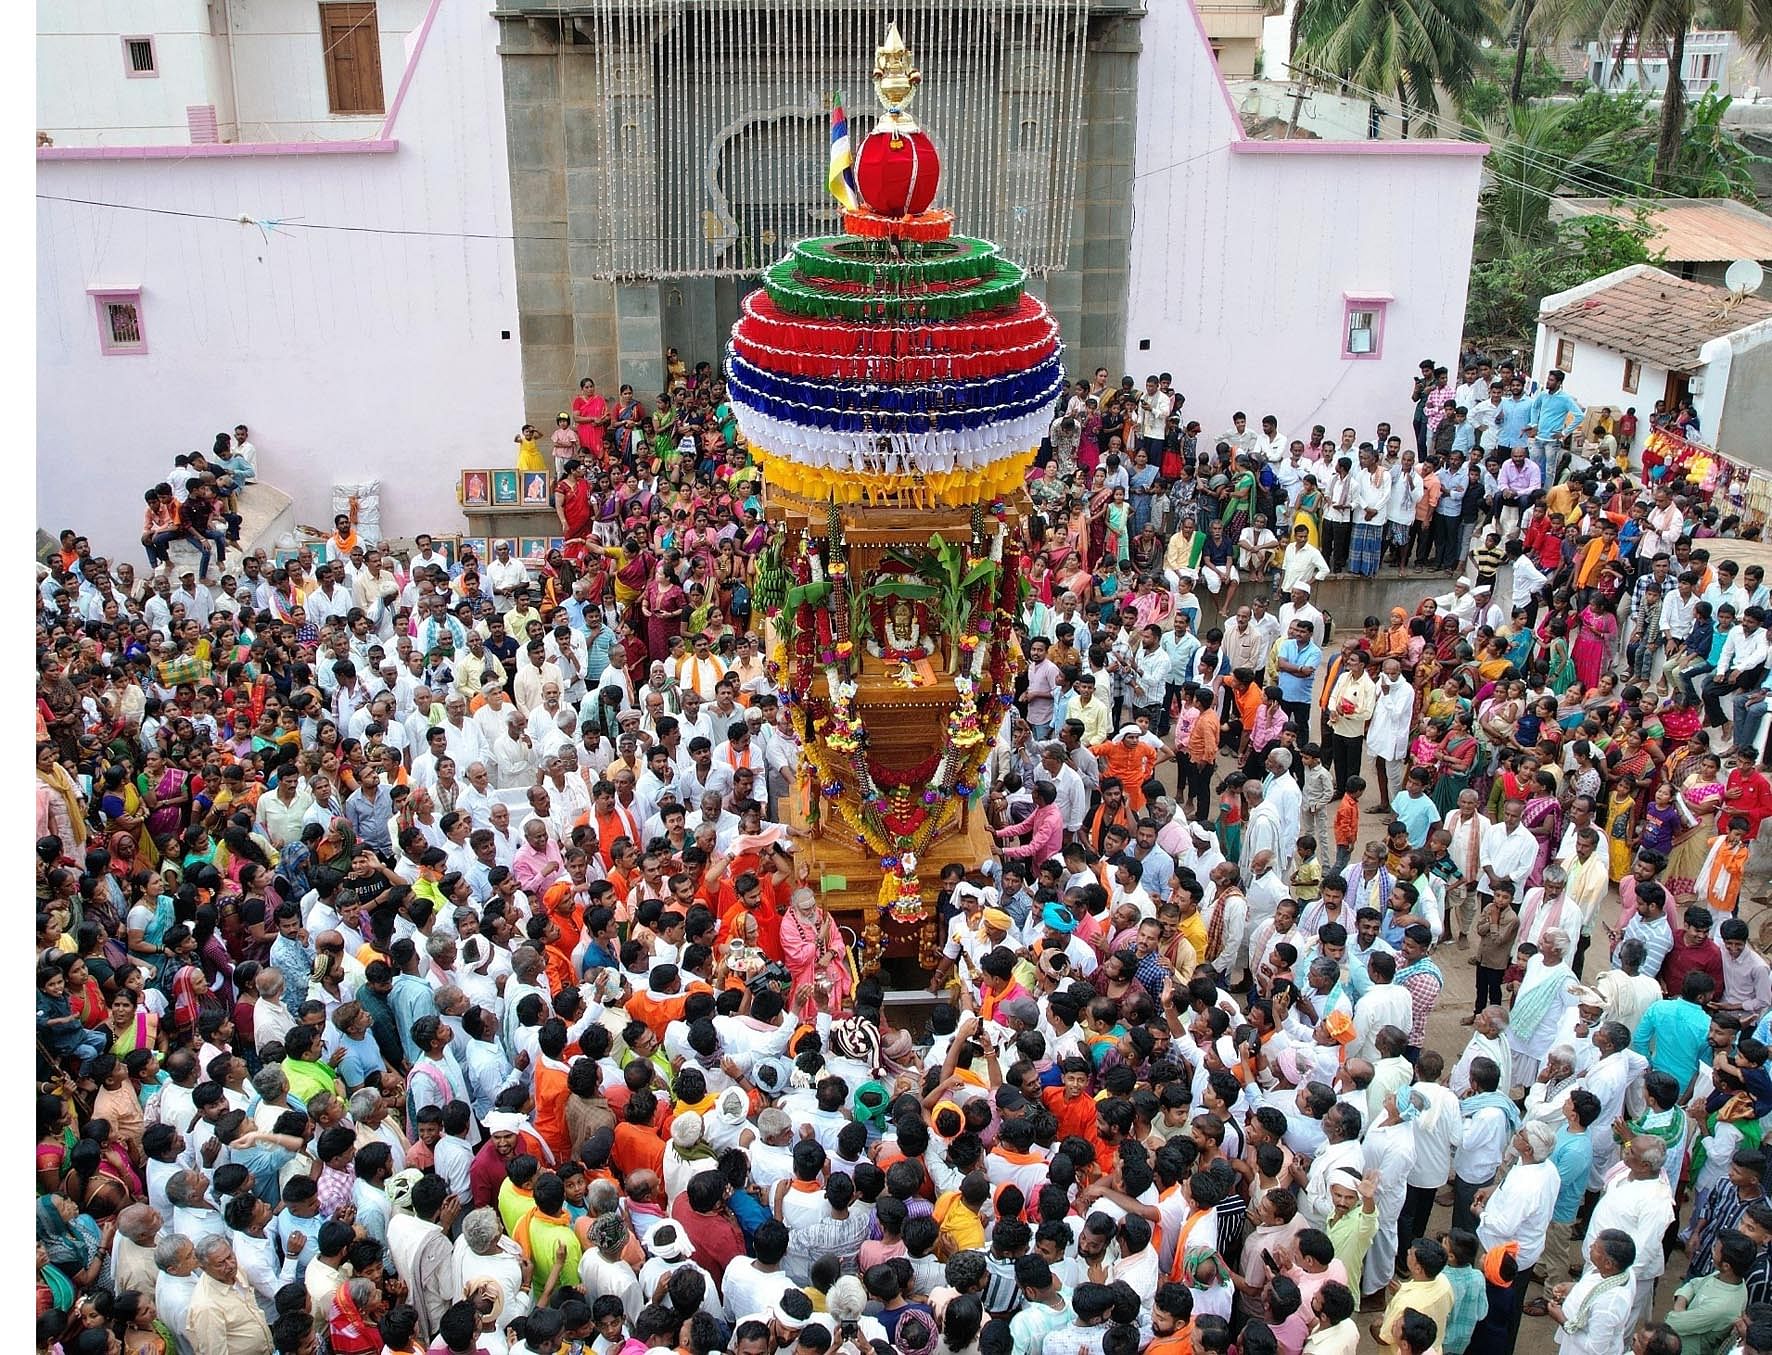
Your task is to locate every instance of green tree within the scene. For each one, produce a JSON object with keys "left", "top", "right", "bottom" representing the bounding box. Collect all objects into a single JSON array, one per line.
[
  {"left": 1465, "top": 213, "right": 1662, "bottom": 349},
  {"left": 1535, "top": 0, "right": 1772, "bottom": 185},
  {"left": 1293, "top": 0, "right": 1503, "bottom": 132}
]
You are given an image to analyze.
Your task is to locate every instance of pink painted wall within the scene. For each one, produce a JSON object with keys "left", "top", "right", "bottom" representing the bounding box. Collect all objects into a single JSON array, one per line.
[
  {"left": 36, "top": 0, "right": 522, "bottom": 559},
  {"left": 1125, "top": 0, "right": 1484, "bottom": 442}
]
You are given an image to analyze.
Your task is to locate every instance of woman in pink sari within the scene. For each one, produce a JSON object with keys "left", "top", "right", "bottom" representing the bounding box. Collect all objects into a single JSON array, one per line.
[
  {"left": 1570, "top": 600, "right": 1617, "bottom": 691},
  {"left": 779, "top": 886, "right": 852, "bottom": 1020},
  {"left": 135, "top": 749, "right": 192, "bottom": 845}
]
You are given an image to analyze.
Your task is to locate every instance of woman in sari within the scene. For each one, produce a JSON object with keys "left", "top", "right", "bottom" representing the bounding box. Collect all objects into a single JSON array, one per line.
[
  {"left": 639, "top": 563, "right": 687, "bottom": 662},
  {"left": 780, "top": 886, "right": 852, "bottom": 1021},
  {"left": 59, "top": 955, "right": 109, "bottom": 1030},
  {"left": 37, "top": 742, "right": 90, "bottom": 855},
  {"left": 124, "top": 875, "right": 177, "bottom": 987},
  {"left": 1570, "top": 599, "right": 1618, "bottom": 691},
  {"left": 1422, "top": 670, "right": 1468, "bottom": 731},
  {"left": 97, "top": 769, "right": 157, "bottom": 870},
  {"left": 61, "top": 1129, "right": 138, "bottom": 1220},
  {"left": 1522, "top": 770, "right": 1564, "bottom": 886},
  {"left": 106, "top": 988, "right": 163, "bottom": 1057},
  {"left": 1430, "top": 712, "right": 1482, "bottom": 816},
  {"left": 1666, "top": 754, "right": 1726, "bottom": 901},
  {"left": 37, "top": 1195, "right": 107, "bottom": 1308},
  {"left": 1056, "top": 550, "right": 1094, "bottom": 602},
  {"left": 1083, "top": 473, "right": 1113, "bottom": 567},
  {"left": 167, "top": 964, "right": 224, "bottom": 1047},
  {"left": 1294, "top": 474, "right": 1323, "bottom": 547},
  {"left": 649, "top": 391, "right": 677, "bottom": 460},
  {"left": 1220, "top": 457, "right": 1258, "bottom": 537},
  {"left": 1502, "top": 609, "right": 1537, "bottom": 674},
  {"left": 613, "top": 387, "right": 645, "bottom": 462},
  {"left": 37, "top": 1095, "right": 76, "bottom": 1196},
  {"left": 135, "top": 751, "right": 192, "bottom": 846}
]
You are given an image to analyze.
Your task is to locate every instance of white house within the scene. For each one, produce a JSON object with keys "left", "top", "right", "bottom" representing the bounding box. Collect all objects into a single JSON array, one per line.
[
  {"left": 1534, "top": 264, "right": 1772, "bottom": 471},
  {"left": 1126, "top": 0, "right": 1486, "bottom": 443},
  {"left": 36, "top": 0, "right": 522, "bottom": 557}
]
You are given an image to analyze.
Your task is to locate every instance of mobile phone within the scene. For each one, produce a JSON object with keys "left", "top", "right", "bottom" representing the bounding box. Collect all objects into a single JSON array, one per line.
[{"left": 1262, "top": 1249, "right": 1279, "bottom": 1272}]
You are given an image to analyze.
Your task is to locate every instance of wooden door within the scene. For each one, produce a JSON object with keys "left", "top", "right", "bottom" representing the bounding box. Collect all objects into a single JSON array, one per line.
[{"left": 319, "top": 2, "right": 384, "bottom": 115}]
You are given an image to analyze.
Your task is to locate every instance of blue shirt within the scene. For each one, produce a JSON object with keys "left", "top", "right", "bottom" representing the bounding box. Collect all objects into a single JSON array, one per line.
[
  {"left": 1390, "top": 791, "right": 1439, "bottom": 849},
  {"left": 389, "top": 972, "right": 442, "bottom": 1064},
  {"left": 1437, "top": 464, "right": 1468, "bottom": 516},
  {"left": 1529, "top": 389, "right": 1586, "bottom": 440},
  {"left": 1633, "top": 996, "right": 1713, "bottom": 1086},
  {"left": 1495, "top": 397, "right": 1532, "bottom": 448},
  {"left": 1276, "top": 638, "right": 1321, "bottom": 704},
  {"left": 1548, "top": 1126, "right": 1594, "bottom": 1223}
]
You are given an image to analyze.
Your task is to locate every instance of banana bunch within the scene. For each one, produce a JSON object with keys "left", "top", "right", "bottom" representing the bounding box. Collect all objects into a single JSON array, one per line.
[{"left": 754, "top": 539, "right": 788, "bottom": 614}]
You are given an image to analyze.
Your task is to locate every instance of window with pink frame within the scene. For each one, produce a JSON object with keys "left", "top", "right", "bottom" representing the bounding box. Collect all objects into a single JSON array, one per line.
[
  {"left": 1341, "top": 293, "right": 1392, "bottom": 361},
  {"left": 91, "top": 289, "right": 147, "bottom": 355}
]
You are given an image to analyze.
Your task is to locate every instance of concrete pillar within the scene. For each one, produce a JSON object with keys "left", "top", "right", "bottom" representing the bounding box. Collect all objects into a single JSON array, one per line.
[{"left": 497, "top": 19, "right": 575, "bottom": 423}]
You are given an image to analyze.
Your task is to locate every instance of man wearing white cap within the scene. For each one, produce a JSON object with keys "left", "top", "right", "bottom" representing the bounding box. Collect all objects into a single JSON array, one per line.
[
  {"left": 1469, "top": 580, "right": 1505, "bottom": 633},
  {"left": 1433, "top": 577, "right": 1479, "bottom": 633},
  {"left": 1276, "top": 583, "right": 1325, "bottom": 649}
]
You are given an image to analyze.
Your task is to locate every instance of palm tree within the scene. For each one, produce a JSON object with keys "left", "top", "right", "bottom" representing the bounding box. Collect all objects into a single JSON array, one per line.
[
  {"left": 1294, "top": 0, "right": 1503, "bottom": 133},
  {"left": 1472, "top": 101, "right": 1576, "bottom": 256},
  {"left": 1536, "top": 0, "right": 1772, "bottom": 185}
]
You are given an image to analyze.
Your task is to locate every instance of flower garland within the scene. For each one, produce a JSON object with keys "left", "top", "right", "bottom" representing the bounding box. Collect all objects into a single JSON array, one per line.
[{"left": 770, "top": 511, "right": 1025, "bottom": 930}]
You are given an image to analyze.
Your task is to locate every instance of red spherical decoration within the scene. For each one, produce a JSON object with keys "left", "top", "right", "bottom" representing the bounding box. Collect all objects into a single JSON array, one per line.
[{"left": 855, "top": 128, "right": 941, "bottom": 217}]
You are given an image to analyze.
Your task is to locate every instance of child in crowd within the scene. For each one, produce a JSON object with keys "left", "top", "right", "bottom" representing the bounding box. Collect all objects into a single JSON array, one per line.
[
  {"left": 1333, "top": 775, "right": 1365, "bottom": 874},
  {"left": 1290, "top": 834, "right": 1322, "bottom": 908}
]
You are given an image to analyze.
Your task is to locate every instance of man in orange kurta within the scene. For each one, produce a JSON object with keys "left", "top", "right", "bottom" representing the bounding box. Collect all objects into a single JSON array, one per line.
[{"left": 1091, "top": 727, "right": 1161, "bottom": 812}]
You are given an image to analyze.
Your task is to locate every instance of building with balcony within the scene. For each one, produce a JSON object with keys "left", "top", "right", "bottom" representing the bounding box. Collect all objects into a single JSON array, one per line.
[{"left": 1586, "top": 30, "right": 1772, "bottom": 100}]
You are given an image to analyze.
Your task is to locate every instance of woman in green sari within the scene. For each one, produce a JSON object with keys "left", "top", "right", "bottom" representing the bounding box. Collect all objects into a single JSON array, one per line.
[
  {"left": 1220, "top": 457, "right": 1258, "bottom": 535},
  {"left": 1544, "top": 615, "right": 1578, "bottom": 695},
  {"left": 1429, "top": 711, "right": 1481, "bottom": 816},
  {"left": 37, "top": 1195, "right": 106, "bottom": 1302},
  {"left": 650, "top": 391, "right": 678, "bottom": 460}
]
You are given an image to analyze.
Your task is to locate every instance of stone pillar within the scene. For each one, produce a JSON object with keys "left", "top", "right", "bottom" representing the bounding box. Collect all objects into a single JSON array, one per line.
[
  {"left": 1035, "top": 8, "right": 1139, "bottom": 382},
  {"left": 497, "top": 18, "right": 576, "bottom": 423}
]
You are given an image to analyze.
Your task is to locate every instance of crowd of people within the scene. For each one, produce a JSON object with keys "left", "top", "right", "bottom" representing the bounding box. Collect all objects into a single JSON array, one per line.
[{"left": 29, "top": 344, "right": 1772, "bottom": 1355}]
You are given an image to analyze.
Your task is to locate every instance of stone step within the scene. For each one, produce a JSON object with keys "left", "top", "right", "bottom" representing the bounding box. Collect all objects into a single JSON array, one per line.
[{"left": 163, "top": 482, "right": 297, "bottom": 579}]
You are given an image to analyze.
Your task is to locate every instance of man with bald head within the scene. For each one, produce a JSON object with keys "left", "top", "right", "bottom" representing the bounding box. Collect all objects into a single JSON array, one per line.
[
  {"left": 113, "top": 1202, "right": 164, "bottom": 1295},
  {"left": 1451, "top": 1003, "right": 1511, "bottom": 1097}
]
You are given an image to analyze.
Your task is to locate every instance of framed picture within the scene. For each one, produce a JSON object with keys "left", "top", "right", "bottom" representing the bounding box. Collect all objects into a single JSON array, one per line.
[
  {"left": 518, "top": 536, "right": 550, "bottom": 561},
  {"left": 431, "top": 537, "right": 458, "bottom": 568},
  {"left": 520, "top": 471, "right": 552, "bottom": 505},
  {"left": 458, "top": 536, "right": 487, "bottom": 562},
  {"left": 491, "top": 470, "right": 520, "bottom": 506},
  {"left": 460, "top": 470, "right": 491, "bottom": 507},
  {"left": 548, "top": 537, "right": 565, "bottom": 554},
  {"left": 489, "top": 536, "right": 519, "bottom": 560}
]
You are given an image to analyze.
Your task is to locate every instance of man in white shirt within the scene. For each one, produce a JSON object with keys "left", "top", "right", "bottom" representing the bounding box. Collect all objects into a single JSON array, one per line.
[
  {"left": 1474, "top": 1119, "right": 1562, "bottom": 1273},
  {"left": 1037, "top": 742, "right": 1088, "bottom": 837},
  {"left": 1137, "top": 377, "right": 1172, "bottom": 456},
  {"left": 485, "top": 541, "right": 530, "bottom": 605},
  {"left": 1278, "top": 525, "right": 1330, "bottom": 595},
  {"left": 1451, "top": 1055, "right": 1513, "bottom": 1234},
  {"left": 1709, "top": 604, "right": 1769, "bottom": 726},
  {"left": 1580, "top": 1135, "right": 1676, "bottom": 1330},
  {"left": 1477, "top": 798, "right": 1537, "bottom": 907}
]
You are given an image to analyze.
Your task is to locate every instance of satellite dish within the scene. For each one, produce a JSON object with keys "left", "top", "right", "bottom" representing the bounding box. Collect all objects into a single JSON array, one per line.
[{"left": 1726, "top": 258, "right": 1764, "bottom": 295}]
